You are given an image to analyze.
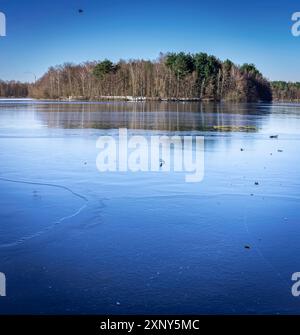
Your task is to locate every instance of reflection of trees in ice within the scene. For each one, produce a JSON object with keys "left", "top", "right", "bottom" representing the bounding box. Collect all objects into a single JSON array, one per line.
[{"left": 32, "top": 101, "right": 272, "bottom": 132}]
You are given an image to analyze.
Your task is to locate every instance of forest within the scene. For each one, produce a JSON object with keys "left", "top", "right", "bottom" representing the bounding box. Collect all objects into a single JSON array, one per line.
[
  {"left": 0, "top": 80, "right": 28, "bottom": 98},
  {"left": 271, "top": 81, "right": 300, "bottom": 101},
  {"left": 0, "top": 52, "right": 298, "bottom": 102}
]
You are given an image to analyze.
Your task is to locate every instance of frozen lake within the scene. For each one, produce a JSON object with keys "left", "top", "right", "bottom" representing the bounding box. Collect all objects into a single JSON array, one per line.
[{"left": 0, "top": 100, "right": 300, "bottom": 314}]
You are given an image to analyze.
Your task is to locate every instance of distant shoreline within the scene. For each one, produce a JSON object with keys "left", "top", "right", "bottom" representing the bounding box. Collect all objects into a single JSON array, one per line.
[
  {"left": 1, "top": 97, "right": 300, "bottom": 104},
  {"left": 1, "top": 52, "right": 299, "bottom": 103}
]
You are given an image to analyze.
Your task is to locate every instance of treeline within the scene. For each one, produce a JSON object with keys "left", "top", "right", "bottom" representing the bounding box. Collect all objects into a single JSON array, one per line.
[
  {"left": 0, "top": 80, "right": 29, "bottom": 98},
  {"left": 28, "top": 53, "right": 272, "bottom": 102},
  {"left": 271, "top": 81, "right": 300, "bottom": 102},
  {"left": 3, "top": 52, "right": 300, "bottom": 102}
]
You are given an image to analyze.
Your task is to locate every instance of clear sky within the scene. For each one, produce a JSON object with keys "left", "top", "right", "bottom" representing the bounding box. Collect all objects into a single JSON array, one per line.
[{"left": 0, "top": 0, "right": 299, "bottom": 82}]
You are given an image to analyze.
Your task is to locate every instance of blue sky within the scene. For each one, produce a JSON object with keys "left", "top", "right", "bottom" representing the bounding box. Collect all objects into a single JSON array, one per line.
[{"left": 0, "top": 0, "right": 299, "bottom": 82}]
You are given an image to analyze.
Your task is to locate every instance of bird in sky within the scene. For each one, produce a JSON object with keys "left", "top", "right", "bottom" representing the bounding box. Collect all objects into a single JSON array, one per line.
[{"left": 78, "top": 9, "right": 84, "bottom": 14}]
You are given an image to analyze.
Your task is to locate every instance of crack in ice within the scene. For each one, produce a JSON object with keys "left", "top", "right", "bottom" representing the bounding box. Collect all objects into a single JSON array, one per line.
[{"left": 0, "top": 177, "right": 88, "bottom": 248}]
